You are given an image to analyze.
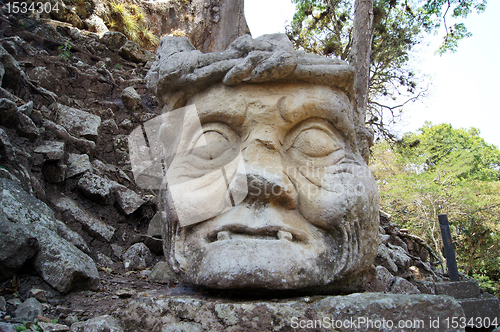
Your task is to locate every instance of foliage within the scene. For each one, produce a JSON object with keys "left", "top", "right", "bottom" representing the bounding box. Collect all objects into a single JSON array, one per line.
[
  {"left": 104, "top": 1, "right": 159, "bottom": 50},
  {"left": 287, "top": 0, "right": 487, "bottom": 139},
  {"left": 371, "top": 123, "right": 500, "bottom": 295},
  {"left": 58, "top": 41, "right": 72, "bottom": 61}
]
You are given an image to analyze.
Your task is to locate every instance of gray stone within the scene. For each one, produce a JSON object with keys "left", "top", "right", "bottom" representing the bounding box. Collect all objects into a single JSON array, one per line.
[
  {"left": 34, "top": 141, "right": 66, "bottom": 161},
  {"left": 66, "top": 153, "right": 93, "bottom": 178},
  {"left": 435, "top": 280, "right": 481, "bottom": 299},
  {"left": 376, "top": 244, "right": 398, "bottom": 274},
  {"left": 119, "top": 41, "right": 154, "bottom": 64},
  {"left": 390, "top": 277, "right": 421, "bottom": 295},
  {"left": 99, "top": 119, "right": 119, "bottom": 135},
  {"left": 38, "top": 322, "right": 70, "bottom": 332},
  {"left": 0, "top": 178, "right": 99, "bottom": 293},
  {"left": 84, "top": 14, "right": 108, "bottom": 36},
  {"left": 387, "top": 243, "right": 412, "bottom": 270},
  {"left": 96, "top": 253, "right": 114, "bottom": 267},
  {"left": 0, "top": 296, "right": 5, "bottom": 311},
  {"left": 161, "top": 322, "right": 202, "bottom": 332},
  {"left": 0, "top": 62, "right": 3, "bottom": 87},
  {"left": 147, "top": 212, "right": 162, "bottom": 238},
  {"left": 0, "top": 46, "right": 21, "bottom": 90},
  {"left": 0, "top": 98, "right": 18, "bottom": 127},
  {"left": 150, "top": 261, "right": 176, "bottom": 284},
  {"left": 28, "top": 288, "right": 47, "bottom": 303},
  {"left": 50, "top": 194, "right": 115, "bottom": 242},
  {"left": 123, "top": 243, "right": 153, "bottom": 271},
  {"left": 0, "top": 322, "right": 15, "bottom": 332},
  {"left": 16, "top": 112, "right": 39, "bottom": 141},
  {"left": 113, "top": 135, "right": 129, "bottom": 166},
  {"left": 14, "top": 298, "right": 43, "bottom": 321},
  {"left": 33, "top": 224, "right": 100, "bottom": 293},
  {"left": 0, "top": 211, "right": 39, "bottom": 281},
  {"left": 0, "top": 128, "right": 14, "bottom": 161},
  {"left": 457, "top": 293, "right": 500, "bottom": 323},
  {"left": 70, "top": 315, "right": 123, "bottom": 332},
  {"left": 111, "top": 244, "right": 124, "bottom": 259},
  {"left": 114, "top": 186, "right": 145, "bottom": 215},
  {"left": 118, "top": 119, "right": 134, "bottom": 131},
  {"left": 101, "top": 31, "right": 127, "bottom": 52},
  {"left": 42, "top": 120, "right": 96, "bottom": 156},
  {"left": 56, "top": 104, "right": 101, "bottom": 141},
  {"left": 121, "top": 87, "right": 142, "bottom": 112},
  {"left": 77, "top": 172, "right": 115, "bottom": 205},
  {"left": 18, "top": 101, "right": 33, "bottom": 116},
  {"left": 116, "top": 293, "right": 465, "bottom": 332},
  {"left": 367, "top": 266, "right": 395, "bottom": 292}
]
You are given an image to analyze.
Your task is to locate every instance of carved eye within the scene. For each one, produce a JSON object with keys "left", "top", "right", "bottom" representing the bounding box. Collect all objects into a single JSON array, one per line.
[
  {"left": 291, "top": 128, "right": 342, "bottom": 157},
  {"left": 191, "top": 131, "right": 231, "bottom": 160}
]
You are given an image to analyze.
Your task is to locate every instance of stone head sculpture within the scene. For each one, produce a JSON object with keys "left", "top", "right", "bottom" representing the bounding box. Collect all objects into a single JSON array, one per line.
[{"left": 137, "top": 34, "right": 379, "bottom": 293}]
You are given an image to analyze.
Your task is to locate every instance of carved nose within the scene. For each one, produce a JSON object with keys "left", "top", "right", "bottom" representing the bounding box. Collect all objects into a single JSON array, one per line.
[{"left": 242, "top": 139, "right": 297, "bottom": 209}]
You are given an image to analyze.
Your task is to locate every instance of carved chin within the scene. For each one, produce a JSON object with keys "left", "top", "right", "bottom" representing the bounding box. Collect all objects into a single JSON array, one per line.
[
  {"left": 183, "top": 237, "right": 346, "bottom": 289},
  {"left": 170, "top": 205, "right": 351, "bottom": 290}
]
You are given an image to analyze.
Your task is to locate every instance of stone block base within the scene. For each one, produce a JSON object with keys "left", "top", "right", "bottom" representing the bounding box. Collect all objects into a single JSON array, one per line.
[{"left": 115, "top": 292, "right": 467, "bottom": 332}]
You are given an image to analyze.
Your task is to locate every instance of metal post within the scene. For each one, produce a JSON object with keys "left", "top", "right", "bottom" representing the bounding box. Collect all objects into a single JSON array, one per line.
[{"left": 438, "top": 214, "right": 460, "bottom": 281}]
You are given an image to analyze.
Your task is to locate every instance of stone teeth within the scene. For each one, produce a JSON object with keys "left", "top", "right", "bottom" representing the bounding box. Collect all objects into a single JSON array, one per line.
[
  {"left": 277, "top": 230, "right": 293, "bottom": 241},
  {"left": 217, "top": 231, "right": 231, "bottom": 241}
]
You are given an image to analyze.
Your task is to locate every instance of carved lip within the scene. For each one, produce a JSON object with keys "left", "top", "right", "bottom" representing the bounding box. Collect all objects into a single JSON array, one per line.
[{"left": 207, "top": 225, "right": 308, "bottom": 244}]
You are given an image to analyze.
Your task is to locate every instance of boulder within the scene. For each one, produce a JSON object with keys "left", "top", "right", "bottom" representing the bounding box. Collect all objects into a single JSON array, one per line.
[
  {"left": 147, "top": 212, "right": 162, "bottom": 238},
  {"left": 0, "top": 178, "right": 99, "bottom": 293},
  {"left": 0, "top": 127, "right": 14, "bottom": 161},
  {"left": 16, "top": 112, "right": 40, "bottom": 141},
  {"left": 99, "top": 119, "right": 119, "bottom": 135},
  {"left": 101, "top": 31, "right": 127, "bottom": 52},
  {"left": 150, "top": 261, "right": 176, "bottom": 284},
  {"left": 56, "top": 104, "right": 101, "bottom": 141},
  {"left": 0, "top": 46, "right": 21, "bottom": 90},
  {"left": 0, "top": 98, "right": 18, "bottom": 127},
  {"left": 118, "top": 41, "right": 154, "bottom": 64},
  {"left": 366, "top": 266, "right": 395, "bottom": 293},
  {"left": 123, "top": 243, "right": 153, "bottom": 271},
  {"left": 0, "top": 322, "right": 15, "bottom": 332},
  {"left": 66, "top": 153, "right": 93, "bottom": 178},
  {"left": 0, "top": 62, "right": 4, "bottom": 87},
  {"left": 121, "top": 87, "right": 142, "bottom": 113},
  {"left": 14, "top": 298, "right": 43, "bottom": 321},
  {"left": 50, "top": 194, "right": 115, "bottom": 242},
  {"left": 34, "top": 141, "right": 66, "bottom": 161},
  {"left": 38, "top": 322, "right": 70, "bottom": 332},
  {"left": 84, "top": 14, "right": 109, "bottom": 36},
  {"left": 114, "top": 185, "right": 145, "bottom": 215},
  {"left": 77, "top": 172, "right": 115, "bottom": 205},
  {"left": 18, "top": 101, "right": 33, "bottom": 116},
  {"left": 0, "top": 211, "right": 38, "bottom": 281},
  {"left": 390, "top": 277, "right": 421, "bottom": 295},
  {"left": 70, "top": 315, "right": 123, "bottom": 332}
]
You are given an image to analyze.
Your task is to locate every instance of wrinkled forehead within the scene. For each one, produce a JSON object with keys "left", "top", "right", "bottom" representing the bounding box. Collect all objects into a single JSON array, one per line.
[{"left": 186, "top": 82, "right": 356, "bottom": 141}]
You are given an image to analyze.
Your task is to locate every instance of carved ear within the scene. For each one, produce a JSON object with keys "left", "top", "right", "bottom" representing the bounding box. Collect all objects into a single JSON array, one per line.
[{"left": 355, "top": 126, "right": 374, "bottom": 164}]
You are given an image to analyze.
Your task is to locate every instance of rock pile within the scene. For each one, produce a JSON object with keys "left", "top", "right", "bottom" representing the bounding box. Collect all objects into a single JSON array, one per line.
[{"left": 0, "top": 4, "right": 499, "bottom": 332}]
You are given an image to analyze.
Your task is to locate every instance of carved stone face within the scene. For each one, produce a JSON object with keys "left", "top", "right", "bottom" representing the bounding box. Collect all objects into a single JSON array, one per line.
[{"left": 162, "top": 82, "right": 379, "bottom": 291}]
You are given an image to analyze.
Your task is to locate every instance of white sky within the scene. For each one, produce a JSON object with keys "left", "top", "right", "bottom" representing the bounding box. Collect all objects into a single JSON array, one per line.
[{"left": 245, "top": 0, "right": 500, "bottom": 148}]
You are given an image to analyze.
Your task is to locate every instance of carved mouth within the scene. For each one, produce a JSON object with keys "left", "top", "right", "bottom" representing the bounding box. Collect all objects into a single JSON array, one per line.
[{"left": 207, "top": 226, "right": 306, "bottom": 243}]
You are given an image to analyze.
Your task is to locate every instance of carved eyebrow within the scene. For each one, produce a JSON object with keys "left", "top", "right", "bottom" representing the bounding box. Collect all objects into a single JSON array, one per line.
[{"left": 280, "top": 97, "right": 355, "bottom": 141}]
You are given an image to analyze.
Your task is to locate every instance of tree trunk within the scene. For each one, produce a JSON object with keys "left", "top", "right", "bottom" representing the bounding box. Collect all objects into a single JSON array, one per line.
[{"left": 351, "top": 0, "right": 374, "bottom": 127}]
